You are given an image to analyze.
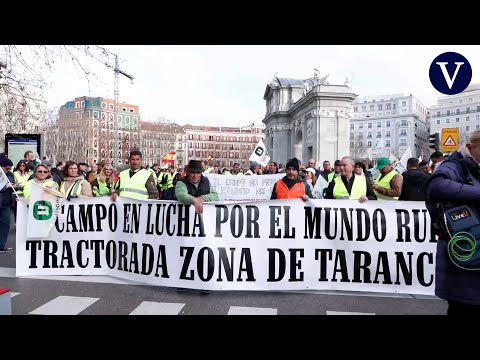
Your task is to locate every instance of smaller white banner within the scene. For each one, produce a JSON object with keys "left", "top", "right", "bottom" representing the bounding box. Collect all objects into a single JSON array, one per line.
[
  {"left": 206, "top": 173, "right": 283, "bottom": 201},
  {"left": 27, "top": 182, "right": 65, "bottom": 239},
  {"left": 249, "top": 139, "right": 270, "bottom": 167}
]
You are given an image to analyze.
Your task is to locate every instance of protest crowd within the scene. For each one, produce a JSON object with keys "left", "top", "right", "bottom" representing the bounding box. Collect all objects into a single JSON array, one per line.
[{"left": 2, "top": 128, "right": 480, "bottom": 315}]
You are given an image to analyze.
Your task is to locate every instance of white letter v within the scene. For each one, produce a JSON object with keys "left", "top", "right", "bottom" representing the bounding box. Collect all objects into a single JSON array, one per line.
[{"left": 436, "top": 62, "right": 464, "bottom": 89}]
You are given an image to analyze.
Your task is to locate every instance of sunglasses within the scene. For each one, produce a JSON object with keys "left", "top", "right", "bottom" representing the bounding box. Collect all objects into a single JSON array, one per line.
[{"left": 37, "top": 170, "right": 49, "bottom": 174}]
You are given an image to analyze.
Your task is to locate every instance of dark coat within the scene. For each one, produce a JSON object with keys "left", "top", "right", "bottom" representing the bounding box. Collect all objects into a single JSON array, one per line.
[
  {"left": 0, "top": 171, "right": 14, "bottom": 208},
  {"left": 426, "top": 150, "right": 480, "bottom": 304},
  {"left": 399, "top": 169, "right": 431, "bottom": 201}
]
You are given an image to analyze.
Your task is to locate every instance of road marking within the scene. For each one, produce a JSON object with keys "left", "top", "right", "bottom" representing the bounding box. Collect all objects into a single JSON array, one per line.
[
  {"left": 129, "top": 301, "right": 185, "bottom": 315},
  {"left": 29, "top": 296, "right": 99, "bottom": 315},
  {"left": 0, "top": 267, "right": 441, "bottom": 301},
  {"left": 327, "top": 311, "right": 375, "bottom": 315},
  {"left": 228, "top": 306, "right": 277, "bottom": 315},
  {"left": 10, "top": 292, "right": 20, "bottom": 298}
]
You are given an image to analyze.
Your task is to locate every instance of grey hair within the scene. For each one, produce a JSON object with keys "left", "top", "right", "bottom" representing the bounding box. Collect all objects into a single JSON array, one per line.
[{"left": 341, "top": 156, "right": 355, "bottom": 166}]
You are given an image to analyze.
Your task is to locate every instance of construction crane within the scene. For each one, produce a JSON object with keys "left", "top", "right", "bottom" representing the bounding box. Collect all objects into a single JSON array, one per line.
[
  {"left": 70, "top": 46, "right": 134, "bottom": 166},
  {"left": 112, "top": 54, "right": 134, "bottom": 166}
]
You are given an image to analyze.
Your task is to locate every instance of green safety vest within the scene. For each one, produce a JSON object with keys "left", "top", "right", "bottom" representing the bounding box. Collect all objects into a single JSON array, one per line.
[
  {"left": 60, "top": 179, "right": 84, "bottom": 197},
  {"left": 327, "top": 172, "right": 336, "bottom": 183},
  {"left": 23, "top": 179, "right": 56, "bottom": 198},
  {"left": 161, "top": 172, "right": 175, "bottom": 191},
  {"left": 14, "top": 171, "right": 30, "bottom": 197},
  {"left": 332, "top": 176, "right": 367, "bottom": 200},
  {"left": 93, "top": 178, "right": 117, "bottom": 196},
  {"left": 119, "top": 168, "right": 151, "bottom": 200},
  {"left": 374, "top": 169, "right": 401, "bottom": 200}
]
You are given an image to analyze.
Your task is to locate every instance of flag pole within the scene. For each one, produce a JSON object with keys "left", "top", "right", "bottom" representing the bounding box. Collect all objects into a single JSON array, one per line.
[{"left": 0, "top": 167, "right": 19, "bottom": 198}]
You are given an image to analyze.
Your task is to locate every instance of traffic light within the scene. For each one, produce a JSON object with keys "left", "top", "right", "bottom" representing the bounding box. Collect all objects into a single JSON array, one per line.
[{"left": 429, "top": 133, "right": 440, "bottom": 151}]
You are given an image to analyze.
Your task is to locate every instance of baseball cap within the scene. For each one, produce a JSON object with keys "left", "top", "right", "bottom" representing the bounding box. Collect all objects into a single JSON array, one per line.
[{"left": 376, "top": 157, "right": 391, "bottom": 170}]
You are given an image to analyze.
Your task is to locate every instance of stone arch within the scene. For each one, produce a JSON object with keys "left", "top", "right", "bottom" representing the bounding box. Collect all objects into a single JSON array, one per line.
[{"left": 295, "top": 130, "right": 303, "bottom": 160}]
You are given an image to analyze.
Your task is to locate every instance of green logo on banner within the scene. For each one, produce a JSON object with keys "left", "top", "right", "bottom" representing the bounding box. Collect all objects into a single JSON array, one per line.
[{"left": 33, "top": 201, "right": 53, "bottom": 220}]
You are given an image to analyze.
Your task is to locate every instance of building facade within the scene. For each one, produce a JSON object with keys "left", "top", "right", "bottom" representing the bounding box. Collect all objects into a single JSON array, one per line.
[
  {"left": 350, "top": 94, "right": 429, "bottom": 159},
  {"left": 429, "top": 84, "right": 480, "bottom": 149},
  {"left": 139, "top": 121, "right": 186, "bottom": 168},
  {"left": 262, "top": 71, "right": 357, "bottom": 165},
  {"left": 184, "top": 125, "right": 264, "bottom": 169},
  {"left": 44, "top": 96, "right": 141, "bottom": 165}
]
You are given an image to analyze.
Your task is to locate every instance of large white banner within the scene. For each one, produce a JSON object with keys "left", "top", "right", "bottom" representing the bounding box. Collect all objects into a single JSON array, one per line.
[
  {"left": 205, "top": 173, "right": 283, "bottom": 201},
  {"left": 16, "top": 197, "right": 438, "bottom": 295}
]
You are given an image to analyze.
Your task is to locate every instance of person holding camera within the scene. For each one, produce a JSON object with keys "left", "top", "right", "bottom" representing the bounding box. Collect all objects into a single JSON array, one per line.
[{"left": 426, "top": 129, "right": 480, "bottom": 316}]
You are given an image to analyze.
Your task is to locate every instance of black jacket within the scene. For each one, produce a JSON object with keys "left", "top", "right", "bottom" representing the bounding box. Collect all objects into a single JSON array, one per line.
[{"left": 399, "top": 169, "right": 431, "bottom": 201}]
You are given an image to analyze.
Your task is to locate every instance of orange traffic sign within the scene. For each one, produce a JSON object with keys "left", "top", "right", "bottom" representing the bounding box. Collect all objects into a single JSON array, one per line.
[{"left": 441, "top": 128, "right": 459, "bottom": 152}]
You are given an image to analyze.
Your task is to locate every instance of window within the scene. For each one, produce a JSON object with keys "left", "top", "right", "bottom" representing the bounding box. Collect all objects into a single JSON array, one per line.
[
  {"left": 400, "top": 129, "right": 407, "bottom": 136},
  {"left": 358, "top": 133, "right": 363, "bottom": 139},
  {"left": 75, "top": 102, "right": 80, "bottom": 108},
  {"left": 367, "top": 141, "right": 372, "bottom": 147},
  {"left": 132, "top": 117, "right": 138, "bottom": 124},
  {"left": 361, "top": 106, "right": 366, "bottom": 111},
  {"left": 377, "top": 122, "right": 381, "bottom": 128},
  {"left": 367, "top": 132, "right": 372, "bottom": 139},
  {"left": 456, "top": 109, "right": 460, "bottom": 114},
  {"left": 385, "top": 131, "right": 390, "bottom": 137},
  {"left": 117, "top": 115, "right": 122, "bottom": 122},
  {"left": 350, "top": 142, "right": 354, "bottom": 148},
  {"left": 376, "top": 131, "right": 381, "bottom": 138},
  {"left": 466, "top": 116, "right": 470, "bottom": 121},
  {"left": 456, "top": 118, "right": 460, "bottom": 123},
  {"left": 353, "top": 107, "right": 358, "bottom": 112},
  {"left": 101, "top": 102, "right": 107, "bottom": 109},
  {"left": 109, "top": 104, "right": 114, "bottom": 110},
  {"left": 437, "top": 119, "right": 440, "bottom": 124},
  {"left": 400, "top": 139, "right": 407, "bottom": 146},
  {"left": 446, "top": 119, "right": 450, "bottom": 123},
  {"left": 378, "top": 104, "right": 383, "bottom": 110},
  {"left": 392, "top": 103, "right": 396, "bottom": 109},
  {"left": 122, "top": 107, "right": 127, "bottom": 112},
  {"left": 93, "top": 111, "right": 99, "bottom": 119},
  {"left": 402, "top": 101, "right": 406, "bottom": 107},
  {"left": 125, "top": 116, "right": 130, "bottom": 124},
  {"left": 385, "top": 140, "right": 391, "bottom": 147},
  {"left": 101, "top": 113, "right": 106, "bottom": 120},
  {"left": 466, "top": 126, "right": 470, "bottom": 131},
  {"left": 359, "top": 123, "right": 363, "bottom": 129},
  {"left": 401, "top": 120, "right": 407, "bottom": 126},
  {"left": 476, "top": 125, "right": 480, "bottom": 130},
  {"left": 129, "top": 108, "right": 134, "bottom": 113},
  {"left": 350, "top": 124, "right": 354, "bottom": 129},
  {"left": 369, "top": 105, "right": 374, "bottom": 111},
  {"left": 81, "top": 101, "right": 85, "bottom": 108},
  {"left": 447, "top": 110, "right": 451, "bottom": 116},
  {"left": 467, "top": 107, "right": 470, "bottom": 114},
  {"left": 368, "top": 123, "right": 372, "bottom": 128},
  {"left": 386, "top": 103, "right": 391, "bottom": 110},
  {"left": 437, "top": 111, "right": 440, "bottom": 117}
]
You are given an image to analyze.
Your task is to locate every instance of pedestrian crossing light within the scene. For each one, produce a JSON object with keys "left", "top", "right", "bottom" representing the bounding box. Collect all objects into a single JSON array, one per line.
[{"left": 429, "top": 133, "right": 440, "bottom": 151}]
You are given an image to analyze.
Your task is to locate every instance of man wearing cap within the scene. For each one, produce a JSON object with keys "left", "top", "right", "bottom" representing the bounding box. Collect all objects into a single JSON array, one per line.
[
  {"left": 270, "top": 158, "right": 312, "bottom": 201},
  {"left": 175, "top": 160, "right": 219, "bottom": 215},
  {"left": 372, "top": 157, "right": 403, "bottom": 200},
  {"left": 0, "top": 154, "right": 15, "bottom": 252},
  {"left": 175, "top": 159, "right": 219, "bottom": 295}
]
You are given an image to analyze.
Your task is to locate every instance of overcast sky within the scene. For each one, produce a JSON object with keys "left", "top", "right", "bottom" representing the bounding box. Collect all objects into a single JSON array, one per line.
[{"left": 40, "top": 45, "right": 480, "bottom": 127}]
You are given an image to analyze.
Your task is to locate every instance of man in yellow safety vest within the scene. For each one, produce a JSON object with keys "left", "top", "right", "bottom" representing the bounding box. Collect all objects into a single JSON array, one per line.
[
  {"left": 111, "top": 150, "right": 159, "bottom": 201},
  {"left": 372, "top": 157, "right": 403, "bottom": 200}
]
